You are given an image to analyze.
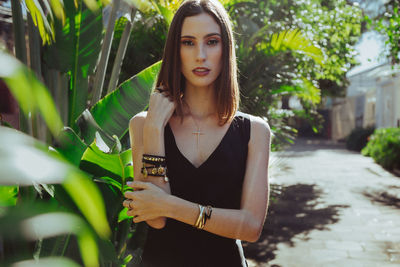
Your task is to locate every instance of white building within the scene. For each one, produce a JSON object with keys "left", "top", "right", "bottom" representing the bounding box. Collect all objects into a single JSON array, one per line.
[{"left": 330, "top": 63, "right": 400, "bottom": 140}]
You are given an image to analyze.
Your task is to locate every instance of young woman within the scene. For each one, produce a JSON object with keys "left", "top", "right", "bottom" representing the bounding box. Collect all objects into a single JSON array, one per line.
[{"left": 123, "top": 0, "right": 271, "bottom": 266}]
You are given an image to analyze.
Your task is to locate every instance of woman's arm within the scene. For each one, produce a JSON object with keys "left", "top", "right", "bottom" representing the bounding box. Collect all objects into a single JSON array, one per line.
[
  {"left": 126, "top": 115, "right": 271, "bottom": 242},
  {"left": 128, "top": 86, "right": 175, "bottom": 229},
  {"left": 129, "top": 112, "right": 170, "bottom": 229}
]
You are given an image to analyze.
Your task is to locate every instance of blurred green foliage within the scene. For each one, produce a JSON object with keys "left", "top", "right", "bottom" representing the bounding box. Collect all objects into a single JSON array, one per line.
[
  {"left": 362, "top": 127, "right": 400, "bottom": 170},
  {"left": 366, "top": 0, "right": 400, "bottom": 65},
  {"left": 228, "top": 0, "right": 362, "bottom": 148},
  {"left": 1, "top": 0, "right": 160, "bottom": 265},
  {"left": 1, "top": 50, "right": 160, "bottom": 266}
]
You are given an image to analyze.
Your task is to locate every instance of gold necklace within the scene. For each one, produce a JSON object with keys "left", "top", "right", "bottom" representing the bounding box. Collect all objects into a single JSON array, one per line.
[
  {"left": 183, "top": 101, "right": 205, "bottom": 149},
  {"left": 191, "top": 113, "right": 204, "bottom": 149}
]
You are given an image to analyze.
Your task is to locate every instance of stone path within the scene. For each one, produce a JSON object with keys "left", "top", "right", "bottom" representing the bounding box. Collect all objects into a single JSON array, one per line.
[{"left": 243, "top": 138, "right": 400, "bottom": 267}]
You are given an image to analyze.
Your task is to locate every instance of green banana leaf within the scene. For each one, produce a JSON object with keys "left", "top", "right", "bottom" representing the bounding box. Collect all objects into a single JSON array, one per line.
[
  {"left": 43, "top": 0, "right": 103, "bottom": 127},
  {"left": 153, "top": 2, "right": 174, "bottom": 26},
  {"left": 0, "top": 126, "right": 111, "bottom": 239},
  {"left": 23, "top": 0, "right": 109, "bottom": 46},
  {"left": 76, "top": 109, "right": 116, "bottom": 147},
  {"left": 263, "top": 29, "right": 324, "bottom": 65},
  {"left": 24, "top": 0, "right": 54, "bottom": 45},
  {"left": 81, "top": 140, "right": 133, "bottom": 181},
  {"left": 0, "top": 185, "right": 18, "bottom": 207},
  {"left": 80, "top": 140, "right": 133, "bottom": 222},
  {"left": 271, "top": 79, "right": 321, "bottom": 105},
  {"left": 55, "top": 127, "right": 88, "bottom": 166},
  {"left": 11, "top": 257, "right": 81, "bottom": 267},
  {"left": 0, "top": 52, "right": 63, "bottom": 137},
  {"left": 79, "top": 61, "right": 161, "bottom": 148},
  {"left": 0, "top": 202, "right": 97, "bottom": 267}
]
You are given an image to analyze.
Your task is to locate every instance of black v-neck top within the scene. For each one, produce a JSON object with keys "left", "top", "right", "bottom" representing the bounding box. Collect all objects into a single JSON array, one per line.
[{"left": 141, "top": 112, "right": 251, "bottom": 267}]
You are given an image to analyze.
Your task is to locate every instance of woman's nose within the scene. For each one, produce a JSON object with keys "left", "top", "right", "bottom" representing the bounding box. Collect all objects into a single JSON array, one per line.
[{"left": 196, "top": 44, "right": 206, "bottom": 62}]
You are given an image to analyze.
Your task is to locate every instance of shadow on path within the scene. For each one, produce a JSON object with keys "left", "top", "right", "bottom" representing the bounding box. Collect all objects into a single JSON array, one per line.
[
  {"left": 243, "top": 184, "right": 349, "bottom": 263},
  {"left": 363, "top": 185, "right": 400, "bottom": 209}
]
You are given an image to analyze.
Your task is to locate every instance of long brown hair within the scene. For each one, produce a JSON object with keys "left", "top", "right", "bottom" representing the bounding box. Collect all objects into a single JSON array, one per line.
[{"left": 156, "top": 0, "right": 239, "bottom": 125}]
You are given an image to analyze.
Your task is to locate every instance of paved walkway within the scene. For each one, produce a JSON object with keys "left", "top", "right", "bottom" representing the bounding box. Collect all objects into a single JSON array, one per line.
[{"left": 243, "top": 138, "right": 400, "bottom": 267}]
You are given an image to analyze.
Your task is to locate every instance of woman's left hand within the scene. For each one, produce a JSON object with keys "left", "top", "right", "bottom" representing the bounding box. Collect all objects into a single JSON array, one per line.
[{"left": 123, "top": 181, "right": 169, "bottom": 223}]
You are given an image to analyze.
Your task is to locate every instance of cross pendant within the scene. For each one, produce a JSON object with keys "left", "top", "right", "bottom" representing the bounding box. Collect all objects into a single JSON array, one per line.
[{"left": 192, "top": 130, "right": 204, "bottom": 148}]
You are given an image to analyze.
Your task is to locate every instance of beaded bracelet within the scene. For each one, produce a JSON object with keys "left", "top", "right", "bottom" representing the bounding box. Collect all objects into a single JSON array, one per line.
[
  {"left": 141, "top": 154, "right": 169, "bottom": 182},
  {"left": 141, "top": 166, "right": 167, "bottom": 177},
  {"left": 142, "top": 154, "right": 166, "bottom": 166}
]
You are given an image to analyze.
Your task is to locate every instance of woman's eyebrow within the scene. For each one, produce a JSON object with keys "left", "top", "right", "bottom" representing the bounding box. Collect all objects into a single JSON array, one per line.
[{"left": 180, "top": 33, "right": 221, "bottom": 39}]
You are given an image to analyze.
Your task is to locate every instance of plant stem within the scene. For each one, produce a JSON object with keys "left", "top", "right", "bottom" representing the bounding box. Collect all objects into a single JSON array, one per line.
[
  {"left": 11, "top": 0, "right": 27, "bottom": 64},
  {"left": 11, "top": 0, "right": 31, "bottom": 134},
  {"left": 107, "top": 8, "right": 136, "bottom": 94},
  {"left": 91, "top": 0, "right": 121, "bottom": 104}
]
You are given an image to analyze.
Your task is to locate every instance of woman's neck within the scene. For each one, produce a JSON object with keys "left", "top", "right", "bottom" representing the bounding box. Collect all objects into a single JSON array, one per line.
[{"left": 183, "top": 84, "right": 217, "bottom": 120}]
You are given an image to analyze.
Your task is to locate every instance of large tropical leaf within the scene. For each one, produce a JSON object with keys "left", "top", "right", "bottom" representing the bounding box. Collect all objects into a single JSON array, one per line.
[
  {"left": 24, "top": 0, "right": 54, "bottom": 45},
  {"left": 81, "top": 141, "right": 133, "bottom": 180},
  {"left": 271, "top": 79, "right": 321, "bottom": 105},
  {"left": 264, "top": 29, "right": 324, "bottom": 65},
  {"left": 0, "top": 126, "right": 111, "bottom": 239},
  {"left": 78, "top": 61, "right": 161, "bottom": 147},
  {"left": 11, "top": 257, "right": 81, "bottom": 267},
  {"left": 22, "top": 0, "right": 109, "bottom": 45},
  {"left": 0, "top": 185, "right": 18, "bottom": 207},
  {"left": 54, "top": 127, "right": 88, "bottom": 166},
  {"left": 80, "top": 140, "right": 133, "bottom": 222},
  {"left": 43, "top": 0, "right": 104, "bottom": 127},
  {"left": 0, "top": 52, "right": 63, "bottom": 137},
  {"left": 0, "top": 203, "right": 97, "bottom": 267},
  {"left": 129, "top": 0, "right": 182, "bottom": 23}
]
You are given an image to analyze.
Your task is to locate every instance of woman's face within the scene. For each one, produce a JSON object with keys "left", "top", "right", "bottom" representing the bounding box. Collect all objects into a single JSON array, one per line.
[{"left": 180, "top": 13, "right": 222, "bottom": 90}]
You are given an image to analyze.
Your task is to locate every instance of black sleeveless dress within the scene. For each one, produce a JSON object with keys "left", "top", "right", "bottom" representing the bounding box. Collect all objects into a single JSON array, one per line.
[{"left": 142, "top": 111, "right": 250, "bottom": 267}]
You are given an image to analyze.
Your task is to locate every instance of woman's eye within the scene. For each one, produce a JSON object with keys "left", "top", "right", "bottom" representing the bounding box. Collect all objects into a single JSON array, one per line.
[
  {"left": 207, "top": 39, "right": 219, "bottom": 45},
  {"left": 181, "top": 40, "right": 194, "bottom": 46}
]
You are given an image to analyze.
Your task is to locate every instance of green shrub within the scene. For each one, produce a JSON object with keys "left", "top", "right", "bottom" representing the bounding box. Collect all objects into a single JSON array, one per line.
[
  {"left": 362, "top": 127, "right": 400, "bottom": 170},
  {"left": 346, "top": 126, "right": 375, "bottom": 151}
]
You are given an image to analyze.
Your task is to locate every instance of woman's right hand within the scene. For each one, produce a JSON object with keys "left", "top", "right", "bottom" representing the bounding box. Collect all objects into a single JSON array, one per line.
[{"left": 145, "top": 86, "right": 176, "bottom": 129}]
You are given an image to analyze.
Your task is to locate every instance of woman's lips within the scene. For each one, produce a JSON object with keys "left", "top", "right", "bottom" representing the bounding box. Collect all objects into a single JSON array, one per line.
[{"left": 193, "top": 67, "right": 210, "bottom": 76}]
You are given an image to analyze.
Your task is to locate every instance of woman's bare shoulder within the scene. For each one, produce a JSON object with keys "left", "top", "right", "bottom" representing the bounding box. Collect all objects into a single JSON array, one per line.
[
  {"left": 129, "top": 111, "right": 148, "bottom": 128},
  {"left": 248, "top": 114, "right": 271, "bottom": 143}
]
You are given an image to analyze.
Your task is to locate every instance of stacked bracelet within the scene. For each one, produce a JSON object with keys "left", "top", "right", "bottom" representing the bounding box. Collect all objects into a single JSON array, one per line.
[
  {"left": 194, "top": 205, "right": 213, "bottom": 230},
  {"left": 141, "top": 166, "right": 167, "bottom": 177},
  {"left": 141, "top": 154, "right": 169, "bottom": 182},
  {"left": 142, "top": 154, "right": 166, "bottom": 165}
]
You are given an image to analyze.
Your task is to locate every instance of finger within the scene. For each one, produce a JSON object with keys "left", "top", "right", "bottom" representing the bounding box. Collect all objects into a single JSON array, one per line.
[
  {"left": 122, "top": 199, "right": 131, "bottom": 208},
  {"left": 128, "top": 208, "right": 142, "bottom": 218},
  {"left": 128, "top": 181, "right": 150, "bottom": 190},
  {"left": 126, "top": 209, "right": 136, "bottom": 217},
  {"left": 124, "top": 191, "right": 135, "bottom": 199},
  {"left": 133, "top": 213, "right": 156, "bottom": 223},
  {"left": 129, "top": 200, "right": 136, "bottom": 210},
  {"left": 133, "top": 215, "right": 144, "bottom": 223}
]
